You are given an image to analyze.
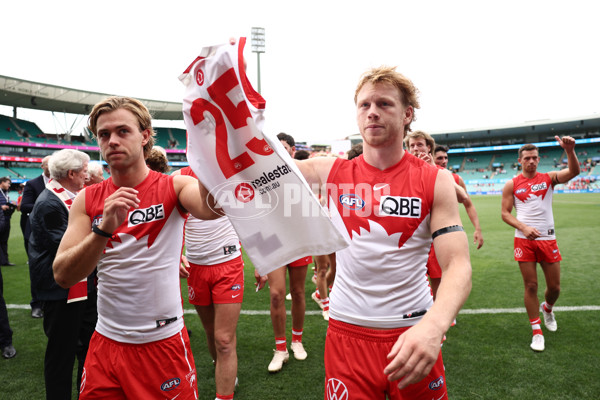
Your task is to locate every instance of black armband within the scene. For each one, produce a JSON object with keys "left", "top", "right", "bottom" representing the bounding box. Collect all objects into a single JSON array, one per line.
[
  {"left": 92, "top": 223, "right": 113, "bottom": 238},
  {"left": 432, "top": 225, "right": 464, "bottom": 239}
]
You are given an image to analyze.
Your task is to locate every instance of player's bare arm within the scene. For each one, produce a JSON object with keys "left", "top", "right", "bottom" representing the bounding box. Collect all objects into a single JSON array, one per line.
[
  {"left": 501, "top": 180, "right": 540, "bottom": 240},
  {"left": 384, "top": 170, "right": 471, "bottom": 389},
  {"left": 174, "top": 174, "right": 222, "bottom": 220},
  {"left": 294, "top": 157, "right": 337, "bottom": 190},
  {"left": 458, "top": 176, "right": 484, "bottom": 249},
  {"left": 53, "top": 187, "right": 140, "bottom": 288},
  {"left": 549, "top": 135, "right": 580, "bottom": 186}
]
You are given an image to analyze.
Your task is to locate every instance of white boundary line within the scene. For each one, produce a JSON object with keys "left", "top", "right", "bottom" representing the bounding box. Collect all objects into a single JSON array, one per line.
[{"left": 7, "top": 304, "right": 600, "bottom": 315}]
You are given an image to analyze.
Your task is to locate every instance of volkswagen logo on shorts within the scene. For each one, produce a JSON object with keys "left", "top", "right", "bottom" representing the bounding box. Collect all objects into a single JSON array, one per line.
[
  {"left": 326, "top": 378, "right": 349, "bottom": 400},
  {"left": 515, "top": 248, "right": 523, "bottom": 258}
]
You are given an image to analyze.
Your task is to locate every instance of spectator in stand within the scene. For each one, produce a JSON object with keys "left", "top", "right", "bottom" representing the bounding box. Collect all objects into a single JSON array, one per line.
[
  {"left": 29, "top": 149, "right": 97, "bottom": 399},
  {"left": 19, "top": 155, "right": 51, "bottom": 318},
  {"left": 0, "top": 177, "right": 17, "bottom": 266}
]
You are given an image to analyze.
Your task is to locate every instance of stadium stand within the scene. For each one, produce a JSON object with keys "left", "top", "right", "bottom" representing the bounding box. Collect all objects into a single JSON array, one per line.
[{"left": 1, "top": 75, "right": 598, "bottom": 196}]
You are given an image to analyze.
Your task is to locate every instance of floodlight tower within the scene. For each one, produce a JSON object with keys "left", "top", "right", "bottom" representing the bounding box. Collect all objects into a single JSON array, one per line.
[{"left": 251, "top": 27, "right": 265, "bottom": 94}]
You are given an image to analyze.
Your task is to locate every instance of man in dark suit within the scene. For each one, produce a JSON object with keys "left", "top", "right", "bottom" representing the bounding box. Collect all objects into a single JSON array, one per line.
[
  {"left": 19, "top": 155, "right": 51, "bottom": 319},
  {"left": 0, "top": 177, "right": 16, "bottom": 267}
]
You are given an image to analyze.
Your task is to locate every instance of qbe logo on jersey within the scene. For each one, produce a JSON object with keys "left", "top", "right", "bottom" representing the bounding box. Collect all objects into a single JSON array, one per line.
[
  {"left": 379, "top": 196, "right": 421, "bottom": 218},
  {"left": 128, "top": 204, "right": 165, "bottom": 227}
]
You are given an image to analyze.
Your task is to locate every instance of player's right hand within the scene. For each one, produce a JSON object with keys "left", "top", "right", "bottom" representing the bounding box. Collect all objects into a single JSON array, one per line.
[
  {"left": 522, "top": 225, "right": 541, "bottom": 240},
  {"left": 100, "top": 187, "right": 140, "bottom": 233}
]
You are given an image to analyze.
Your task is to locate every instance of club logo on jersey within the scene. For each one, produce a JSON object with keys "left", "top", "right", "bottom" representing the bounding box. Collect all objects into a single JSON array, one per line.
[
  {"left": 326, "top": 378, "right": 349, "bottom": 400},
  {"left": 379, "top": 196, "right": 421, "bottom": 218},
  {"left": 235, "top": 183, "right": 255, "bottom": 203},
  {"left": 127, "top": 204, "right": 165, "bottom": 227},
  {"left": 531, "top": 182, "right": 547, "bottom": 192},
  {"left": 515, "top": 248, "right": 523, "bottom": 258},
  {"left": 196, "top": 69, "right": 205, "bottom": 86},
  {"left": 339, "top": 194, "right": 365, "bottom": 210},
  {"left": 161, "top": 377, "right": 181, "bottom": 391},
  {"left": 428, "top": 375, "right": 445, "bottom": 390}
]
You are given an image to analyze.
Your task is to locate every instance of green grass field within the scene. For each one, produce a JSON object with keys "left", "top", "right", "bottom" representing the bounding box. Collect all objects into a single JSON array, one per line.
[{"left": 1, "top": 193, "right": 599, "bottom": 399}]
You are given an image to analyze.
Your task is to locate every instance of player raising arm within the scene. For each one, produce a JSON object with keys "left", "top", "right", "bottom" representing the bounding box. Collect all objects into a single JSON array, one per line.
[{"left": 501, "top": 136, "right": 579, "bottom": 352}]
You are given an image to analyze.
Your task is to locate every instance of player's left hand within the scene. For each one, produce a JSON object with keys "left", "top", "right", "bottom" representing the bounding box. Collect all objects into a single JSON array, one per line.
[
  {"left": 555, "top": 135, "right": 576, "bottom": 151},
  {"left": 179, "top": 255, "right": 190, "bottom": 279},
  {"left": 254, "top": 270, "right": 268, "bottom": 291},
  {"left": 383, "top": 320, "right": 444, "bottom": 389},
  {"left": 473, "top": 230, "right": 484, "bottom": 249}
]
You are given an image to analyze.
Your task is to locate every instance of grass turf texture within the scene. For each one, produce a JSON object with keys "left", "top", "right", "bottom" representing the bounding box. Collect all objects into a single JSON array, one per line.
[{"left": 1, "top": 193, "right": 599, "bottom": 399}]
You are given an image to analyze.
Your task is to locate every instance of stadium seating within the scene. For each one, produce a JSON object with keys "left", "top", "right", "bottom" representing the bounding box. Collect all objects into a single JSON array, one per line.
[{"left": 0, "top": 115, "right": 45, "bottom": 143}]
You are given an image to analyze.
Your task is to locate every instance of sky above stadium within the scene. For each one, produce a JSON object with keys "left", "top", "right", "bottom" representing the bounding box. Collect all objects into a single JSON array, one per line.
[{"left": 1, "top": 0, "right": 598, "bottom": 144}]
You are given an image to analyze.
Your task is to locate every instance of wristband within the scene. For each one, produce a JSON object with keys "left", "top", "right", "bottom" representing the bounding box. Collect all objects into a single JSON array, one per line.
[{"left": 92, "top": 223, "right": 113, "bottom": 238}]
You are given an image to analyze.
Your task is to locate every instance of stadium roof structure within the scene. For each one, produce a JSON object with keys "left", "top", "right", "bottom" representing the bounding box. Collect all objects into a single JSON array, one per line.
[
  {"left": 0, "top": 75, "right": 183, "bottom": 120},
  {"left": 432, "top": 114, "right": 600, "bottom": 145}
]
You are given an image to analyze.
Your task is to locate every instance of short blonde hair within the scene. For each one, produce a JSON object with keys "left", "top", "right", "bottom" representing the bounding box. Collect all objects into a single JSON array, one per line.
[
  {"left": 88, "top": 96, "right": 156, "bottom": 158},
  {"left": 354, "top": 66, "right": 420, "bottom": 132},
  {"left": 404, "top": 130, "right": 436, "bottom": 153}
]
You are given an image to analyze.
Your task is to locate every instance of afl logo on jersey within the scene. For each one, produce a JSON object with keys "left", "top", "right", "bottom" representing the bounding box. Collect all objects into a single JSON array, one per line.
[
  {"left": 339, "top": 194, "right": 365, "bottom": 210},
  {"left": 516, "top": 188, "right": 527, "bottom": 194},
  {"left": 127, "top": 204, "right": 165, "bottom": 227}
]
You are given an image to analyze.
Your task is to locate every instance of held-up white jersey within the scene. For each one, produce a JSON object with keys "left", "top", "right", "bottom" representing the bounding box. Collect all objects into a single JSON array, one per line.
[
  {"left": 512, "top": 173, "right": 556, "bottom": 240},
  {"left": 327, "top": 154, "right": 438, "bottom": 329},
  {"left": 180, "top": 167, "right": 241, "bottom": 264},
  {"left": 85, "top": 170, "right": 187, "bottom": 344}
]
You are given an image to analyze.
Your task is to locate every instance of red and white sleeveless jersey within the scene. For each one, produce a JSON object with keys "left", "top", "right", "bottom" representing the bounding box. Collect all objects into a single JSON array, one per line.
[
  {"left": 85, "top": 170, "right": 188, "bottom": 343},
  {"left": 512, "top": 172, "right": 556, "bottom": 240},
  {"left": 180, "top": 166, "right": 241, "bottom": 265},
  {"left": 326, "top": 154, "right": 438, "bottom": 328}
]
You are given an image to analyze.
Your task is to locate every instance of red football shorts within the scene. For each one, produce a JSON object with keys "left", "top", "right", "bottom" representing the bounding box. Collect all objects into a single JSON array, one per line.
[
  {"left": 187, "top": 255, "right": 244, "bottom": 306},
  {"left": 514, "top": 238, "right": 562, "bottom": 263},
  {"left": 325, "top": 318, "right": 447, "bottom": 400},
  {"left": 426, "top": 245, "right": 442, "bottom": 279},
  {"left": 289, "top": 256, "right": 313, "bottom": 267},
  {"left": 79, "top": 328, "right": 197, "bottom": 400}
]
